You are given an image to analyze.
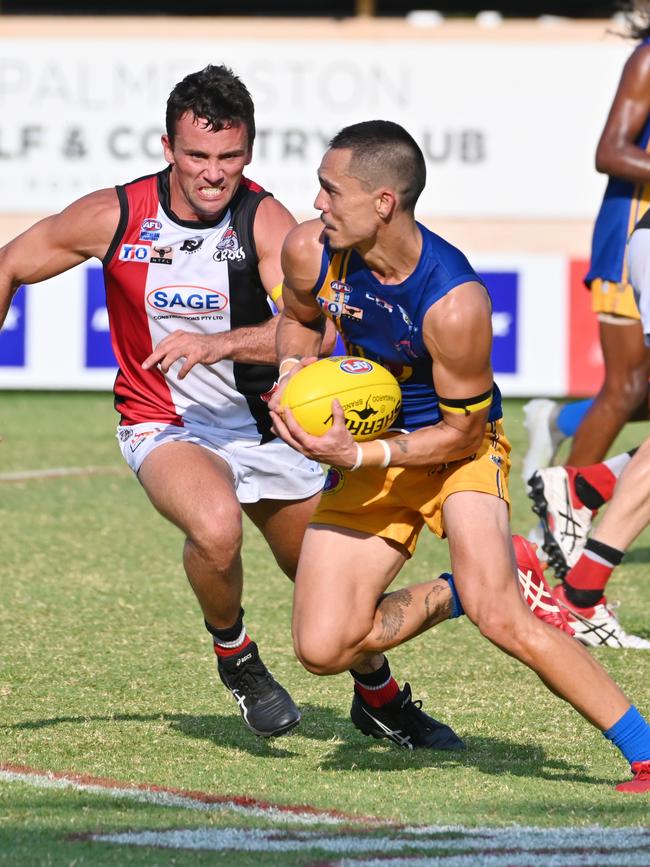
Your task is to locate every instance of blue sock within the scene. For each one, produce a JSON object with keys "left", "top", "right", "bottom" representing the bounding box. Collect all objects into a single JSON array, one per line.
[
  {"left": 441, "top": 573, "right": 464, "bottom": 619},
  {"left": 556, "top": 399, "right": 593, "bottom": 438},
  {"left": 604, "top": 706, "right": 650, "bottom": 763}
]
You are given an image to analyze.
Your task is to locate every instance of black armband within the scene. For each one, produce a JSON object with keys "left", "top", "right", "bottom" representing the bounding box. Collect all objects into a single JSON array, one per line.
[{"left": 438, "top": 387, "right": 494, "bottom": 416}]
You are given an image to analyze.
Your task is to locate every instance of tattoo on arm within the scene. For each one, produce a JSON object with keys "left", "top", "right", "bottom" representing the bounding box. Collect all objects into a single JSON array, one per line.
[
  {"left": 424, "top": 583, "right": 453, "bottom": 626},
  {"left": 377, "top": 588, "right": 413, "bottom": 643},
  {"left": 394, "top": 437, "right": 409, "bottom": 454}
]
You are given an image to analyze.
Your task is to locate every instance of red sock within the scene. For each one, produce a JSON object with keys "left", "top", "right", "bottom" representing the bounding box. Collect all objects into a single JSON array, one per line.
[
  {"left": 566, "top": 555, "right": 613, "bottom": 594},
  {"left": 353, "top": 674, "right": 400, "bottom": 708},
  {"left": 212, "top": 630, "right": 252, "bottom": 659},
  {"left": 570, "top": 462, "right": 617, "bottom": 506},
  {"left": 564, "top": 538, "right": 623, "bottom": 608}
]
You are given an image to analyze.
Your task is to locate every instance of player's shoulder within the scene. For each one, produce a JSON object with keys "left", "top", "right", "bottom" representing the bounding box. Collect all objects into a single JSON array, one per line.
[
  {"left": 420, "top": 223, "right": 477, "bottom": 278},
  {"left": 281, "top": 220, "right": 324, "bottom": 288},
  {"left": 283, "top": 219, "right": 324, "bottom": 258},
  {"left": 61, "top": 187, "right": 120, "bottom": 224},
  {"left": 52, "top": 187, "right": 120, "bottom": 248},
  {"left": 622, "top": 38, "right": 650, "bottom": 78}
]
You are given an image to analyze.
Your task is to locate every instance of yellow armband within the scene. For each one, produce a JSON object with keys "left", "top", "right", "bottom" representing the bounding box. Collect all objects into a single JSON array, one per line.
[
  {"left": 270, "top": 283, "right": 283, "bottom": 303},
  {"left": 438, "top": 387, "right": 493, "bottom": 416}
]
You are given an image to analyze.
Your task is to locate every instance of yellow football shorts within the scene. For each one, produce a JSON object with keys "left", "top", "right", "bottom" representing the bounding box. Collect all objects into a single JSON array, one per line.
[
  {"left": 590, "top": 278, "right": 641, "bottom": 320},
  {"left": 312, "top": 420, "right": 511, "bottom": 557}
]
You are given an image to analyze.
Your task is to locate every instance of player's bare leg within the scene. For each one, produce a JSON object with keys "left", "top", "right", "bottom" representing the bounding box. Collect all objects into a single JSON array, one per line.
[
  {"left": 567, "top": 320, "right": 650, "bottom": 466},
  {"left": 138, "top": 441, "right": 300, "bottom": 737},
  {"left": 442, "top": 491, "right": 630, "bottom": 729},
  {"left": 590, "top": 435, "right": 650, "bottom": 551},
  {"left": 244, "top": 494, "right": 321, "bottom": 580},
  {"left": 138, "top": 441, "right": 244, "bottom": 626},
  {"left": 292, "top": 524, "right": 462, "bottom": 750},
  {"left": 292, "top": 525, "right": 453, "bottom": 675}
]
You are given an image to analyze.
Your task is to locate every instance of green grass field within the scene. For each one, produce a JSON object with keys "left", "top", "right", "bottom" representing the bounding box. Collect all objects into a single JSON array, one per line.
[{"left": 1, "top": 393, "right": 649, "bottom": 866}]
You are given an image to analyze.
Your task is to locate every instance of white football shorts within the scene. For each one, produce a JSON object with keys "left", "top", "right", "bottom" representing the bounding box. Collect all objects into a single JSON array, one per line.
[
  {"left": 116, "top": 421, "right": 324, "bottom": 504},
  {"left": 628, "top": 227, "right": 650, "bottom": 345}
]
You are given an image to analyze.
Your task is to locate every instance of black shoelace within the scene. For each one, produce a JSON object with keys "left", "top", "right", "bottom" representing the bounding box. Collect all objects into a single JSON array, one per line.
[{"left": 226, "top": 660, "right": 276, "bottom": 699}]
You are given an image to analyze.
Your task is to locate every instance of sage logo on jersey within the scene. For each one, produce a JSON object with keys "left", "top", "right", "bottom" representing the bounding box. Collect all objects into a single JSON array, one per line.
[
  {"left": 120, "top": 243, "right": 151, "bottom": 263},
  {"left": 139, "top": 218, "right": 162, "bottom": 241},
  {"left": 213, "top": 227, "right": 246, "bottom": 262},
  {"left": 146, "top": 285, "right": 228, "bottom": 317},
  {"left": 339, "top": 359, "right": 373, "bottom": 374}
]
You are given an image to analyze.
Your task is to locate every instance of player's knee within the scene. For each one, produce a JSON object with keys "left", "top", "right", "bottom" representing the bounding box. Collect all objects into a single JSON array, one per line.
[
  {"left": 186, "top": 506, "right": 243, "bottom": 563},
  {"left": 602, "top": 367, "right": 648, "bottom": 412},
  {"left": 474, "top": 602, "right": 544, "bottom": 661},
  {"left": 467, "top": 593, "right": 523, "bottom": 648},
  {"left": 473, "top": 609, "right": 512, "bottom": 645},
  {"left": 293, "top": 631, "right": 351, "bottom": 676},
  {"left": 621, "top": 367, "right": 648, "bottom": 406}
]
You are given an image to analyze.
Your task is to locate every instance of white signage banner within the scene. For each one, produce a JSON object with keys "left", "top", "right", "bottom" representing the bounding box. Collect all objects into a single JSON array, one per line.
[
  {"left": 0, "top": 254, "right": 569, "bottom": 396},
  {"left": 0, "top": 36, "right": 630, "bottom": 218}
]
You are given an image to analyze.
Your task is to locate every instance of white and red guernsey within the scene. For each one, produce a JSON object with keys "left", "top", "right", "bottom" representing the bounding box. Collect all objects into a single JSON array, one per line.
[{"left": 103, "top": 168, "right": 278, "bottom": 443}]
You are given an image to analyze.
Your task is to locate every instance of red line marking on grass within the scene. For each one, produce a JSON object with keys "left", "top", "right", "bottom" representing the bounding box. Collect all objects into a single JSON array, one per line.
[{"left": 0, "top": 762, "right": 382, "bottom": 826}]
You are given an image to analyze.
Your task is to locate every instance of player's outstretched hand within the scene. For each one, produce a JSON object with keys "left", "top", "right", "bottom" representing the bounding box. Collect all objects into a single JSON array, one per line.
[
  {"left": 267, "top": 356, "right": 317, "bottom": 413},
  {"left": 270, "top": 399, "right": 358, "bottom": 468},
  {"left": 142, "top": 331, "right": 228, "bottom": 379}
]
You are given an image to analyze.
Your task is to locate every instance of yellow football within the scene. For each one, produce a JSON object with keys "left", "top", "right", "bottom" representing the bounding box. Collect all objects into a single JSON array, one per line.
[{"left": 280, "top": 356, "right": 401, "bottom": 441}]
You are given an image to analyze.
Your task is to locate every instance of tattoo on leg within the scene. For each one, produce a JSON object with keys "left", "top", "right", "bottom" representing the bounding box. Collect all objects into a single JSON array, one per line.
[
  {"left": 424, "top": 583, "right": 453, "bottom": 626},
  {"left": 377, "top": 588, "right": 413, "bottom": 642}
]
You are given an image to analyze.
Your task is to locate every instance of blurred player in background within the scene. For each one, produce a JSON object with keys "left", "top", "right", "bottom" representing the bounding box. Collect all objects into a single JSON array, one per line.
[
  {"left": 271, "top": 120, "right": 650, "bottom": 790},
  {"left": 0, "top": 64, "right": 331, "bottom": 740},
  {"left": 523, "top": 1, "right": 650, "bottom": 481},
  {"left": 527, "top": 207, "right": 650, "bottom": 650}
]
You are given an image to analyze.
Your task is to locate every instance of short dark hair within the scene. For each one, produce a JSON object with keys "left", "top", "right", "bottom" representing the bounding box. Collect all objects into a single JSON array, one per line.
[
  {"left": 328, "top": 120, "right": 426, "bottom": 212},
  {"left": 165, "top": 64, "right": 255, "bottom": 147}
]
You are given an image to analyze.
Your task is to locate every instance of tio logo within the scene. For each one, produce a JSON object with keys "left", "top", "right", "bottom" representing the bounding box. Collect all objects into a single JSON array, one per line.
[{"left": 119, "top": 244, "right": 150, "bottom": 262}]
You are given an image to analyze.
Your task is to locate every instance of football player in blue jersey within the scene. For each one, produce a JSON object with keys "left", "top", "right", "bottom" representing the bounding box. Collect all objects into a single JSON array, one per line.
[
  {"left": 270, "top": 119, "right": 650, "bottom": 790},
  {"left": 524, "top": 3, "right": 650, "bottom": 479}
]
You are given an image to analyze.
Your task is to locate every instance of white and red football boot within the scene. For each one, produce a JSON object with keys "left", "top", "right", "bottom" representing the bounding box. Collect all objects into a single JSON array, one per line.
[{"left": 512, "top": 535, "right": 574, "bottom": 636}]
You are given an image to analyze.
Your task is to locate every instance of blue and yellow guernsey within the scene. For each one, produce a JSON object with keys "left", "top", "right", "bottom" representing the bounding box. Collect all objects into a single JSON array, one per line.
[
  {"left": 312, "top": 222, "right": 503, "bottom": 432},
  {"left": 586, "top": 38, "right": 650, "bottom": 287}
]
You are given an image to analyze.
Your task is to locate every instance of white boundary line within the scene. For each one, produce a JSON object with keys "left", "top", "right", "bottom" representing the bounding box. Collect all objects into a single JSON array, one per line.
[
  {"left": 0, "top": 466, "right": 128, "bottom": 482},
  {"left": 0, "top": 764, "right": 374, "bottom": 827},
  {"left": 3, "top": 765, "right": 650, "bottom": 864},
  {"left": 91, "top": 826, "right": 650, "bottom": 865}
]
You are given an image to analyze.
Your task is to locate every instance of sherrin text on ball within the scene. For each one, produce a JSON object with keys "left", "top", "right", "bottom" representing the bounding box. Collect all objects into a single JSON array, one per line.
[{"left": 279, "top": 356, "right": 401, "bottom": 441}]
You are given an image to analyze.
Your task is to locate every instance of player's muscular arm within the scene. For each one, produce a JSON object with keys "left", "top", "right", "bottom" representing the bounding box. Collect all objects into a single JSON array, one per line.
[
  {"left": 0, "top": 188, "right": 119, "bottom": 329},
  {"left": 595, "top": 44, "right": 650, "bottom": 184},
  {"left": 389, "top": 281, "right": 494, "bottom": 467},
  {"left": 273, "top": 281, "right": 494, "bottom": 471},
  {"left": 276, "top": 220, "right": 329, "bottom": 366}
]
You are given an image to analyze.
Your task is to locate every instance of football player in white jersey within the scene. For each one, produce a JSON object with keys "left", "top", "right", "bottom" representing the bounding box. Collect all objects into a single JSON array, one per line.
[{"left": 0, "top": 65, "right": 350, "bottom": 739}]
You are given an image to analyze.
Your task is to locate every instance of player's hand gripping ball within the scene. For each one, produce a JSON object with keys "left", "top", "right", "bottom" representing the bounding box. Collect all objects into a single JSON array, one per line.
[{"left": 280, "top": 356, "right": 401, "bottom": 441}]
